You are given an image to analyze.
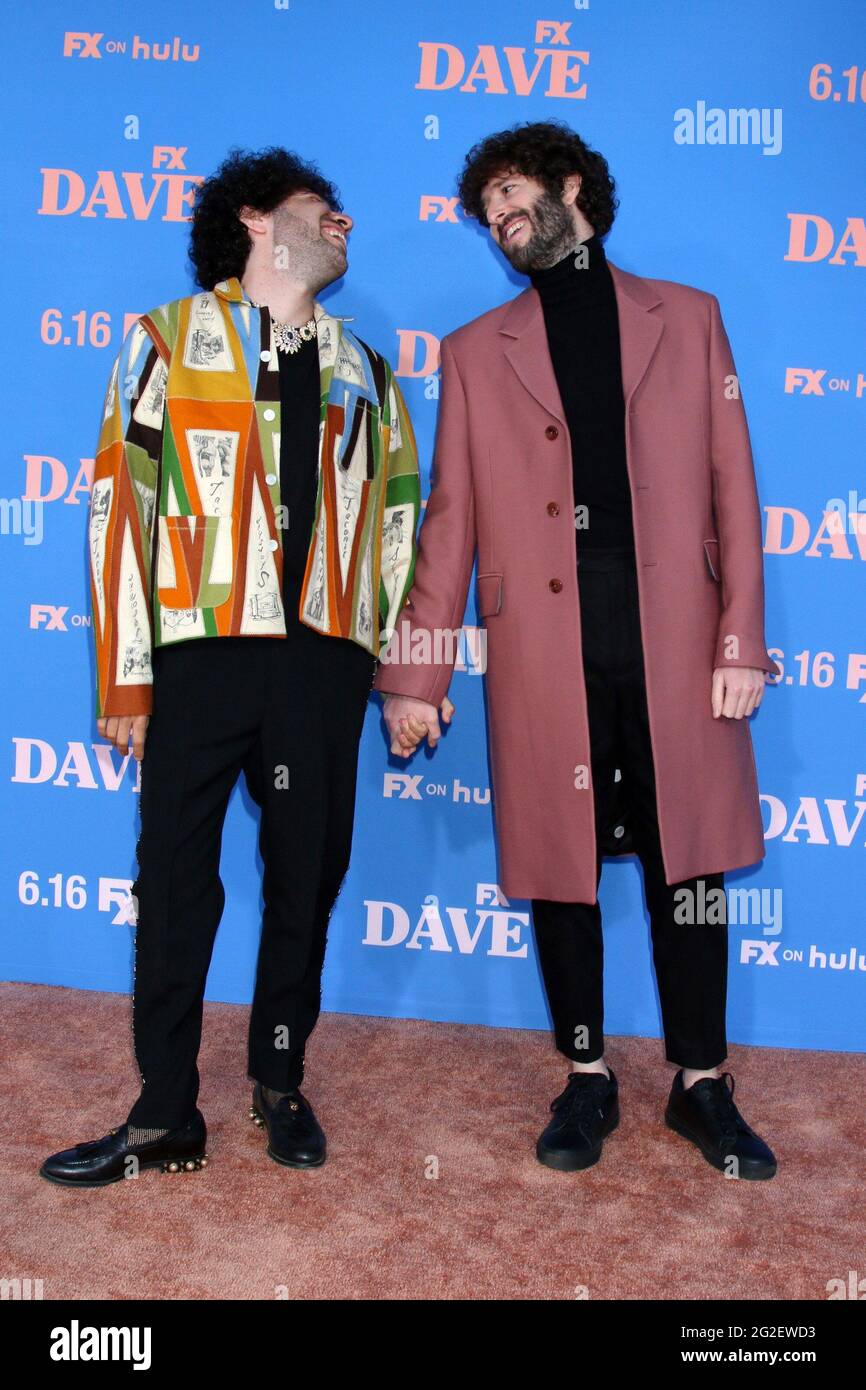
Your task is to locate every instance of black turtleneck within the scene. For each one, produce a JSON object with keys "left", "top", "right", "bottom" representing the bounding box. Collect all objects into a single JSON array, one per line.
[{"left": 528, "top": 233, "right": 633, "bottom": 550}]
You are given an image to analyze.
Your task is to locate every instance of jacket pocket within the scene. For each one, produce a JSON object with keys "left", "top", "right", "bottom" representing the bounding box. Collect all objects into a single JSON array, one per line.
[
  {"left": 157, "top": 514, "right": 233, "bottom": 610},
  {"left": 476, "top": 571, "right": 503, "bottom": 618},
  {"left": 703, "top": 538, "right": 721, "bottom": 582}
]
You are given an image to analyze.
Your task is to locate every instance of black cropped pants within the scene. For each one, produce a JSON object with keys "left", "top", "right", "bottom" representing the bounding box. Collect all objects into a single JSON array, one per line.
[{"left": 531, "top": 547, "right": 728, "bottom": 1071}]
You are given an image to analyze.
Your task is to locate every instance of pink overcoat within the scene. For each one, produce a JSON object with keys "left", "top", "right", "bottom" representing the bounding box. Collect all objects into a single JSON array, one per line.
[{"left": 373, "top": 261, "right": 777, "bottom": 903}]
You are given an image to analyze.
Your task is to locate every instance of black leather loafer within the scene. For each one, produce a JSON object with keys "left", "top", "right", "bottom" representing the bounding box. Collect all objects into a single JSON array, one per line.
[
  {"left": 249, "top": 1082, "right": 326, "bottom": 1168},
  {"left": 39, "top": 1111, "right": 208, "bottom": 1188},
  {"left": 536, "top": 1068, "right": 620, "bottom": 1171},
  {"left": 665, "top": 1070, "right": 777, "bottom": 1180}
]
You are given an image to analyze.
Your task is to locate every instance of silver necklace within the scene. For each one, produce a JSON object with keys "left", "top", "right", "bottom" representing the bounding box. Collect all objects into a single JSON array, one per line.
[{"left": 250, "top": 299, "right": 317, "bottom": 354}]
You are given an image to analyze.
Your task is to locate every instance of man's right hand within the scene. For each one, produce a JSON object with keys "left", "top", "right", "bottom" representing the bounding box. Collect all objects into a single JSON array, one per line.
[
  {"left": 97, "top": 715, "right": 150, "bottom": 762},
  {"left": 382, "top": 695, "right": 453, "bottom": 758}
]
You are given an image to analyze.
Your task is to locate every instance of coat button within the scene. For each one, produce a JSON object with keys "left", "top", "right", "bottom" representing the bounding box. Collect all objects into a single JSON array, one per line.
[
  {"left": 260, "top": 349, "right": 271, "bottom": 362},
  {"left": 268, "top": 538, "right": 278, "bottom": 551},
  {"left": 263, "top": 408, "right": 276, "bottom": 421},
  {"left": 265, "top": 472, "right": 277, "bottom": 485},
  {"left": 545, "top": 425, "right": 559, "bottom": 440},
  {"left": 547, "top": 502, "right": 560, "bottom": 516},
  {"left": 549, "top": 578, "right": 563, "bottom": 593}
]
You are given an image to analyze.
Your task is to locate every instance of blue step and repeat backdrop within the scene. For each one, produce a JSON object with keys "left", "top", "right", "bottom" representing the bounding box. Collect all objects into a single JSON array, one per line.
[{"left": 2, "top": 1, "right": 864, "bottom": 1052}]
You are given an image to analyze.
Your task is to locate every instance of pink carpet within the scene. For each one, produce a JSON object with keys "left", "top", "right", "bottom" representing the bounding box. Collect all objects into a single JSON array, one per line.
[{"left": 1, "top": 982, "right": 862, "bottom": 1300}]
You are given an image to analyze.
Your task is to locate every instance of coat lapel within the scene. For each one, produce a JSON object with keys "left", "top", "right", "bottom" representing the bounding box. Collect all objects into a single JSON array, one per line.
[
  {"left": 608, "top": 260, "right": 664, "bottom": 407},
  {"left": 500, "top": 286, "right": 566, "bottom": 423}
]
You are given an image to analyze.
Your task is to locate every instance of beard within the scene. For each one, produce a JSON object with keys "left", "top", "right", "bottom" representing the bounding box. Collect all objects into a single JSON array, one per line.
[
  {"left": 498, "top": 190, "right": 578, "bottom": 273},
  {"left": 270, "top": 206, "right": 346, "bottom": 292}
]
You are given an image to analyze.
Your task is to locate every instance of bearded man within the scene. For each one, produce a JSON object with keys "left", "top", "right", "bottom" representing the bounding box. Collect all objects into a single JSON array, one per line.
[{"left": 376, "top": 121, "right": 778, "bottom": 1180}]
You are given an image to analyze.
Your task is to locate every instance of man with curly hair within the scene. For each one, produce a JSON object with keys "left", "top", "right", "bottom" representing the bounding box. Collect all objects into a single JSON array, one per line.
[
  {"left": 41, "top": 148, "right": 420, "bottom": 1186},
  {"left": 377, "top": 121, "right": 778, "bottom": 1180}
]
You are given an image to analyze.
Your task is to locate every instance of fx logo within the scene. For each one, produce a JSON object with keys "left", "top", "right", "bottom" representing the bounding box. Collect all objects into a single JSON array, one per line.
[
  {"left": 30, "top": 605, "right": 68, "bottom": 630},
  {"left": 740, "top": 939, "right": 781, "bottom": 965},
  {"left": 383, "top": 773, "right": 423, "bottom": 800},
  {"left": 99, "top": 878, "right": 137, "bottom": 926},
  {"left": 153, "top": 146, "right": 188, "bottom": 169},
  {"left": 419, "top": 196, "right": 460, "bottom": 223},
  {"left": 784, "top": 367, "right": 826, "bottom": 395},
  {"left": 63, "top": 32, "right": 103, "bottom": 57},
  {"left": 535, "top": 20, "right": 573, "bottom": 43}
]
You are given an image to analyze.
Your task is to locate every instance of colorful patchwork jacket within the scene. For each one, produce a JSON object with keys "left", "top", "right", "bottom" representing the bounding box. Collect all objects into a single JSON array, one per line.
[{"left": 88, "top": 276, "right": 421, "bottom": 717}]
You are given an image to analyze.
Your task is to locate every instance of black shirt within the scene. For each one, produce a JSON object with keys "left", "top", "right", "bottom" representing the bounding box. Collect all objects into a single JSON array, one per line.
[
  {"left": 277, "top": 332, "right": 321, "bottom": 620},
  {"left": 528, "top": 234, "right": 634, "bottom": 549}
]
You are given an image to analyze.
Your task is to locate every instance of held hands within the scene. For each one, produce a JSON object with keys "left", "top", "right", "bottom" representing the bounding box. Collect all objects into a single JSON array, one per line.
[
  {"left": 711, "top": 667, "right": 765, "bottom": 720},
  {"left": 95, "top": 672, "right": 757, "bottom": 768},
  {"left": 97, "top": 671, "right": 756, "bottom": 766},
  {"left": 97, "top": 715, "right": 150, "bottom": 761},
  {"left": 383, "top": 695, "right": 455, "bottom": 758}
]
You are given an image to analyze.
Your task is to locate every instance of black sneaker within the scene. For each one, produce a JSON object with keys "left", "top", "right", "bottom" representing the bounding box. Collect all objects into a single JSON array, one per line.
[
  {"left": 536, "top": 1069, "right": 620, "bottom": 1171},
  {"left": 39, "top": 1112, "right": 208, "bottom": 1188},
  {"left": 249, "top": 1082, "right": 326, "bottom": 1168},
  {"left": 665, "top": 1070, "right": 777, "bottom": 1180}
]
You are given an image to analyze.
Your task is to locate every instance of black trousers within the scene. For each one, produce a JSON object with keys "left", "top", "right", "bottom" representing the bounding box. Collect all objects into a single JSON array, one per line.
[
  {"left": 531, "top": 547, "right": 728, "bottom": 1071},
  {"left": 126, "top": 618, "right": 377, "bottom": 1129}
]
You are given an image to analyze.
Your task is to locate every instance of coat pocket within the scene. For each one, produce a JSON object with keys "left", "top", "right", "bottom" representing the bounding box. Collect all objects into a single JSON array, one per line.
[
  {"left": 157, "top": 514, "right": 233, "bottom": 610},
  {"left": 476, "top": 571, "right": 503, "bottom": 618},
  {"left": 703, "top": 538, "right": 721, "bottom": 582}
]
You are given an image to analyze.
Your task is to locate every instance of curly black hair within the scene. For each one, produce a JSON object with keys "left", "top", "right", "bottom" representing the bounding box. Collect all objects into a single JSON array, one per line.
[
  {"left": 188, "top": 146, "right": 343, "bottom": 290},
  {"left": 457, "top": 121, "right": 618, "bottom": 235}
]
